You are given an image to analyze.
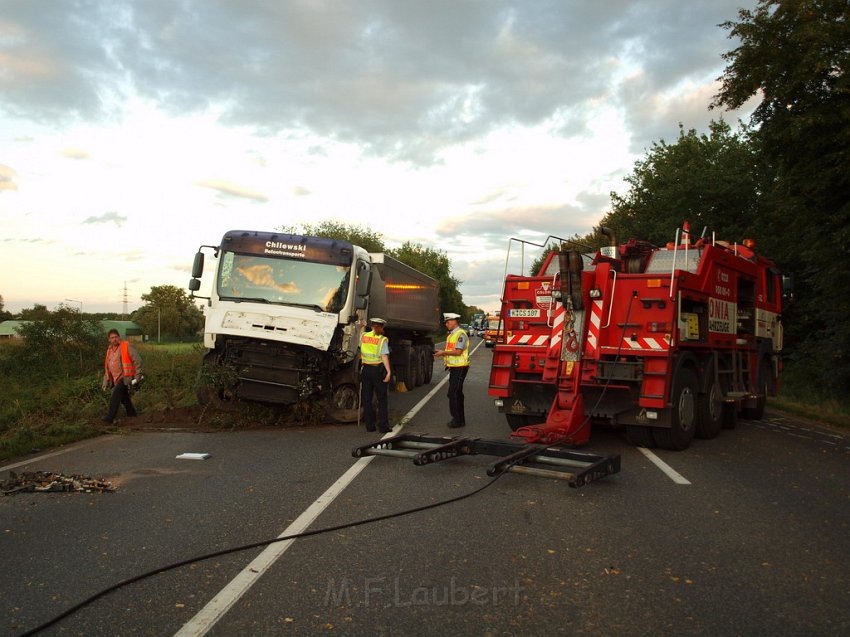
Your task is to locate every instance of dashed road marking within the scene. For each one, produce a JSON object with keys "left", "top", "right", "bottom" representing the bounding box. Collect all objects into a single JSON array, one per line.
[
  {"left": 636, "top": 447, "right": 691, "bottom": 485},
  {"left": 174, "top": 341, "right": 486, "bottom": 636}
]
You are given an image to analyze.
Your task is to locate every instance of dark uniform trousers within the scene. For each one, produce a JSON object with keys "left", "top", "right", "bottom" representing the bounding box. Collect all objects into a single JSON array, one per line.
[
  {"left": 106, "top": 381, "right": 137, "bottom": 422},
  {"left": 447, "top": 366, "right": 469, "bottom": 426},
  {"left": 361, "top": 364, "right": 390, "bottom": 432}
]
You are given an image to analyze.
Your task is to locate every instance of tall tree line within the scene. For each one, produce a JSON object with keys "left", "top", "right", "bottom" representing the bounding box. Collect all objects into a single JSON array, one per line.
[{"left": 602, "top": 0, "right": 849, "bottom": 400}]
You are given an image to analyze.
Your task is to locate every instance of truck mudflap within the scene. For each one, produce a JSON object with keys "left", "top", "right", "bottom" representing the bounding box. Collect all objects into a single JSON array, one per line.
[{"left": 352, "top": 433, "right": 620, "bottom": 488}]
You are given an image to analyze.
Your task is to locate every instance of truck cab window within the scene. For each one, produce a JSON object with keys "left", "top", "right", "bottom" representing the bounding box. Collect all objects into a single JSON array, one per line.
[{"left": 218, "top": 252, "right": 351, "bottom": 312}]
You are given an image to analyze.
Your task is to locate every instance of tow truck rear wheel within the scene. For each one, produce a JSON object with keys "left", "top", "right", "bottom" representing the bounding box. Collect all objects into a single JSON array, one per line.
[
  {"left": 696, "top": 369, "right": 723, "bottom": 439},
  {"left": 653, "top": 367, "right": 697, "bottom": 451}
]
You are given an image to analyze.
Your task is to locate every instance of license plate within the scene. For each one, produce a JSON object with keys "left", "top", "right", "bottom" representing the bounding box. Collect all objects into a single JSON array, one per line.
[{"left": 508, "top": 309, "right": 541, "bottom": 318}]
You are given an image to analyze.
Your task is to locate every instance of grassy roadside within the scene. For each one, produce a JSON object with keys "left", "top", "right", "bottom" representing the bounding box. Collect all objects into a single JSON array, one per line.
[
  {"left": 768, "top": 397, "right": 850, "bottom": 430},
  {"left": 0, "top": 341, "right": 204, "bottom": 462}
]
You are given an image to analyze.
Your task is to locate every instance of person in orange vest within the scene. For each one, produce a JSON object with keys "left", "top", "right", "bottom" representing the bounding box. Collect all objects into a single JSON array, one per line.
[
  {"left": 434, "top": 312, "right": 469, "bottom": 428},
  {"left": 101, "top": 328, "right": 144, "bottom": 424},
  {"left": 359, "top": 318, "right": 393, "bottom": 433}
]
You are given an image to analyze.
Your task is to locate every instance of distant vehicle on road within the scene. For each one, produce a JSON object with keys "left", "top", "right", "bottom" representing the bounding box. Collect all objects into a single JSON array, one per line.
[{"left": 484, "top": 314, "right": 504, "bottom": 347}]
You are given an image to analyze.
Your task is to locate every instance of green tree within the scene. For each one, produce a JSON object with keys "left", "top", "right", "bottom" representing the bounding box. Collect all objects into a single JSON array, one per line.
[
  {"left": 602, "top": 120, "right": 760, "bottom": 246},
  {"left": 15, "top": 305, "right": 103, "bottom": 376},
  {"left": 19, "top": 304, "right": 51, "bottom": 321},
  {"left": 280, "top": 220, "right": 387, "bottom": 253},
  {"left": 0, "top": 294, "right": 11, "bottom": 321},
  {"left": 713, "top": 0, "right": 850, "bottom": 398},
  {"left": 133, "top": 285, "right": 204, "bottom": 340},
  {"left": 389, "top": 241, "right": 464, "bottom": 317}
]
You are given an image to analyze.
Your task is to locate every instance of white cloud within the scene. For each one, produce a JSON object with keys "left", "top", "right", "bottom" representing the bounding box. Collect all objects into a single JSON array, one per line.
[{"left": 0, "top": 0, "right": 761, "bottom": 313}]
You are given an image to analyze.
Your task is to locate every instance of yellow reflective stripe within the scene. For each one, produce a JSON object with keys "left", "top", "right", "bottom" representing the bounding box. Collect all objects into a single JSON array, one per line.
[
  {"left": 445, "top": 329, "right": 469, "bottom": 367},
  {"left": 360, "top": 331, "right": 387, "bottom": 364}
]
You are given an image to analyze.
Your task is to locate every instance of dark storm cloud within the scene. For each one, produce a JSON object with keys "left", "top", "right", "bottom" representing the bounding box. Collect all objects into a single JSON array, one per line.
[{"left": 0, "top": 0, "right": 755, "bottom": 162}]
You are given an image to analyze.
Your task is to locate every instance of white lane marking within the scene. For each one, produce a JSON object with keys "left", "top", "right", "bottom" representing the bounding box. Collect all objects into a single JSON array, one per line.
[
  {"left": 175, "top": 341, "right": 486, "bottom": 636},
  {"left": 636, "top": 447, "right": 691, "bottom": 485},
  {"left": 174, "top": 452, "right": 377, "bottom": 637},
  {"left": 0, "top": 438, "right": 109, "bottom": 472}
]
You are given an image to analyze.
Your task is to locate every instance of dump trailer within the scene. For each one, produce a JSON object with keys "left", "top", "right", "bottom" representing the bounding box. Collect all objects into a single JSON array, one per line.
[
  {"left": 488, "top": 223, "right": 792, "bottom": 450},
  {"left": 189, "top": 230, "right": 440, "bottom": 417}
]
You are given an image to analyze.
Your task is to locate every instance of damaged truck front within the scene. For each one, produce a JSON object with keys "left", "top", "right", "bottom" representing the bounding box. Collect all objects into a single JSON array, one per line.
[{"left": 189, "top": 230, "right": 439, "bottom": 419}]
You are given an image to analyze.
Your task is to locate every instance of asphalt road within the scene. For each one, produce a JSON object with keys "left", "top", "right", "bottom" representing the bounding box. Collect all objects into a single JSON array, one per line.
[{"left": 2, "top": 338, "right": 849, "bottom": 636}]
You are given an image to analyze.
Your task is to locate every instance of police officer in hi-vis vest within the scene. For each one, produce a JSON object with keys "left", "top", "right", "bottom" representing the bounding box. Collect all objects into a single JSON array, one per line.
[
  {"left": 359, "top": 318, "right": 393, "bottom": 433},
  {"left": 434, "top": 312, "right": 469, "bottom": 428}
]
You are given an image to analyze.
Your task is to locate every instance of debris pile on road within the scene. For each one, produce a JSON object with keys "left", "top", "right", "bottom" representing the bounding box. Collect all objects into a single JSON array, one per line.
[{"left": 1, "top": 471, "right": 115, "bottom": 495}]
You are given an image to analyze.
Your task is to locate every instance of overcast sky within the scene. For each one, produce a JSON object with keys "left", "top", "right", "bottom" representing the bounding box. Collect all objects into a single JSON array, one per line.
[{"left": 0, "top": 0, "right": 758, "bottom": 315}]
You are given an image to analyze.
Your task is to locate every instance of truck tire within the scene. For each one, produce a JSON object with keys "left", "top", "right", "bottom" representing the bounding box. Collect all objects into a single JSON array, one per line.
[
  {"left": 196, "top": 383, "right": 239, "bottom": 411},
  {"left": 196, "top": 355, "right": 239, "bottom": 411},
  {"left": 696, "top": 365, "right": 722, "bottom": 439},
  {"left": 326, "top": 383, "right": 360, "bottom": 423},
  {"left": 742, "top": 357, "right": 771, "bottom": 421},
  {"left": 418, "top": 347, "right": 431, "bottom": 385},
  {"left": 653, "top": 367, "right": 697, "bottom": 451},
  {"left": 402, "top": 347, "right": 419, "bottom": 389},
  {"left": 424, "top": 347, "right": 435, "bottom": 383}
]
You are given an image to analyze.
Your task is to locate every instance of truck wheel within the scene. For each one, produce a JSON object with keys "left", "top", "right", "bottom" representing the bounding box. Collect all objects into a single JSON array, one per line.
[
  {"left": 742, "top": 358, "right": 771, "bottom": 421},
  {"left": 401, "top": 348, "right": 419, "bottom": 389},
  {"left": 625, "top": 426, "right": 655, "bottom": 447},
  {"left": 696, "top": 368, "right": 722, "bottom": 439},
  {"left": 326, "top": 384, "right": 360, "bottom": 423},
  {"left": 196, "top": 382, "right": 239, "bottom": 411},
  {"left": 196, "top": 357, "right": 239, "bottom": 411},
  {"left": 418, "top": 347, "right": 431, "bottom": 385},
  {"left": 653, "top": 367, "right": 697, "bottom": 450},
  {"left": 421, "top": 347, "right": 434, "bottom": 384}
]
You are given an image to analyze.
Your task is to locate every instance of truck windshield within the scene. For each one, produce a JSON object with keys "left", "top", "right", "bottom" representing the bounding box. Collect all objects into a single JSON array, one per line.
[{"left": 217, "top": 252, "right": 351, "bottom": 312}]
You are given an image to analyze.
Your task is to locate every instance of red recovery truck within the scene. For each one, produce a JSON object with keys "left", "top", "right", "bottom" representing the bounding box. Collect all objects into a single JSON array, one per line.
[{"left": 488, "top": 223, "right": 791, "bottom": 450}]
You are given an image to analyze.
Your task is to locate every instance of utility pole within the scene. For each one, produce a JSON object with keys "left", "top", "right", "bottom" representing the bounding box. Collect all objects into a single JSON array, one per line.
[{"left": 122, "top": 282, "right": 129, "bottom": 318}]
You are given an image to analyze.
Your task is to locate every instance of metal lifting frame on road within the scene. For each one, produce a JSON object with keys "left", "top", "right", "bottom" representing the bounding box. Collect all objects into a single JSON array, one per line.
[{"left": 352, "top": 432, "right": 621, "bottom": 488}]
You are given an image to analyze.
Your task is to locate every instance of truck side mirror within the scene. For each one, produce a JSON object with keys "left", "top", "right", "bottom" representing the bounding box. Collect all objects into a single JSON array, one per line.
[
  {"left": 191, "top": 252, "right": 205, "bottom": 279},
  {"left": 355, "top": 261, "right": 372, "bottom": 297},
  {"left": 188, "top": 279, "right": 201, "bottom": 292},
  {"left": 781, "top": 274, "right": 794, "bottom": 304}
]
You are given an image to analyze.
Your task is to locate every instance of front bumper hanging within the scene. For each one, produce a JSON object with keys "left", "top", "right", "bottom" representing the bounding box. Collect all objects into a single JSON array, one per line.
[{"left": 352, "top": 433, "right": 620, "bottom": 488}]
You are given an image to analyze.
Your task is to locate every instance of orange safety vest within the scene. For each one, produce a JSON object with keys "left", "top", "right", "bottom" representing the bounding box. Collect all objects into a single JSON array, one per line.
[{"left": 104, "top": 341, "right": 136, "bottom": 379}]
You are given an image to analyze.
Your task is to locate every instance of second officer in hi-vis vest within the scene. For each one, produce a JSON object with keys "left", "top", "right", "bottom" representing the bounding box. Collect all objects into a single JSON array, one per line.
[
  {"left": 434, "top": 312, "right": 469, "bottom": 428},
  {"left": 359, "top": 318, "right": 393, "bottom": 433}
]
